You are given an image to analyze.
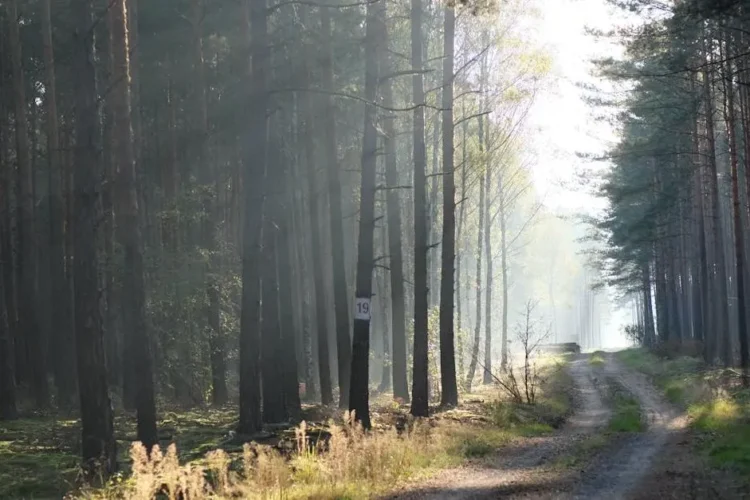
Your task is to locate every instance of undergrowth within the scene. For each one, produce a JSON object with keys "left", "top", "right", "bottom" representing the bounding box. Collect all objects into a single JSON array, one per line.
[
  {"left": 80, "top": 406, "right": 564, "bottom": 500},
  {"left": 1, "top": 360, "right": 573, "bottom": 499},
  {"left": 589, "top": 351, "right": 606, "bottom": 367},
  {"left": 0, "top": 358, "right": 576, "bottom": 499},
  {"left": 607, "top": 386, "right": 644, "bottom": 433},
  {"left": 617, "top": 348, "right": 750, "bottom": 474}
]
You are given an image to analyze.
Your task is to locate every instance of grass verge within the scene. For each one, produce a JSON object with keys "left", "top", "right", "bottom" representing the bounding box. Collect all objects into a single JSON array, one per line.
[
  {"left": 4, "top": 359, "right": 573, "bottom": 499},
  {"left": 607, "top": 385, "right": 645, "bottom": 433},
  {"left": 616, "top": 348, "right": 750, "bottom": 474},
  {"left": 589, "top": 351, "right": 606, "bottom": 367}
]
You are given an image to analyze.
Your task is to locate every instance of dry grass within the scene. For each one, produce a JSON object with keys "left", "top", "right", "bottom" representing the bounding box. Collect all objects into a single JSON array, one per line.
[
  {"left": 70, "top": 359, "right": 573, "bottom": 499},
  {"left": 77, "top": 413, "right": 520, "bottom": 500}
]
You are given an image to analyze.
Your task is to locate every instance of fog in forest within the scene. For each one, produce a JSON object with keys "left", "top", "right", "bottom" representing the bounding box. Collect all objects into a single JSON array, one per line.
[{"left": 6, "top": 0, "right": 750, "bottom": 497}]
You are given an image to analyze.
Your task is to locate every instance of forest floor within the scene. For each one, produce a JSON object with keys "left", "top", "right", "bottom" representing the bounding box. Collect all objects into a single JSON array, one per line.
[
  {"left": 387, "top": 350, "right": 750, "bottom": 499},
  {"left": 2, "top": 350, "right": 750, "bottom": 499},
  {"left": 0, "top": 357, "right": 574, "bottom": 499}
]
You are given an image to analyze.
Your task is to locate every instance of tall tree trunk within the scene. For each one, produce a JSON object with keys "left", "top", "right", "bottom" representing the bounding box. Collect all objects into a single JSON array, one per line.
[
  {"left": 349, "top": 0, "right": 381, "bottom": 429},
  {"left": 8, "top": 0, "right": 48, "bottom": 408},
  {"left": 499, "top": 190, "right": 509, "bottom": 369},
  {"left": 702, "top": 38, "right": 732, "bottom": 365},
  {"left": 71, "top": 0, "right": 116, "bottom": 472},
  {"left": 0, "top": 165, "right": 16, "bottom": 419},
  {"left": 301, "top": 32, "right": 333, "bottom": 405},
  {"left": 190, "top": 0, "right": 228, "bottom": 405},
  {"left": 439, "top": 6, "right": 458, "bottom": 406},
  {"left": 381, "top": 22, "right": 409, "bottom": 402},
  {"left": 691, "top": 92, "right": 710, "bottom": 357},
  {"left": 261, "top": 143, "right": 287, "bottom": 423},
  {"left": 456, "top": 102, "right": 468, "bottom": 379},
  {"left": 305, "top": 88, "right": 333, "bottom": 405},
  {"left": 410, "top": 0, "right": 429, "bottom": 418},
  {"left": 642, "top": 265, "right": 656, "bottom": 346},
  {"left": 0, "top": 52, "right": 19, "bottom": 409},
  {"left": 724, "top": 32, "right": 749, "bottom": 377},
  {"left": 238, "top": 0, "right": 265, "bottom": 434},
  {"left": 0, "top": 25, "right": 15, "bottom": 421},
  {"left": 429, "top": 110, "right": 441, "bottom": 307},
  {"left": 103, "top": 6, "right": 127, "bottom": 404},
  {"left": 321, "top": 7, "right": 352, "bottom": 409},
  {"left": 466, "top": 172, "right": 485, "bottom": 392},
  {"left": 0, "top": 231, "right": 15, "bottom": 420},
  {"left": 42, "top": 0, "right": 76, "bottom": 406},
  {"left": 112, "top": 0, "right": 157, "bottom": 449},
  {"left": 483, "top": 164, "right": 493, "bottom": 384}
]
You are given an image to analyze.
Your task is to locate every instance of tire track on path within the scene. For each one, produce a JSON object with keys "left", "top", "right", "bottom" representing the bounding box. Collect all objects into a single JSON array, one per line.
[
  {"left": 570, "top": 354, "right": 687, "bottom": 500},
  {"left": 384, "top": 354, "right": 610, "bottom": 499}
]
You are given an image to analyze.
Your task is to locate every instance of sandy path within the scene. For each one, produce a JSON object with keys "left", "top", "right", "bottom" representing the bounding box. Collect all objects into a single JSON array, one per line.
[
  {"left": 570, "top": 355, "right": 686, "bottom": 500},
  {"left": 383, "top": 352, "right": 727, "bottom": 500},
  {"left": 384, "top": 355, "right": 610, "bottom": 500}
]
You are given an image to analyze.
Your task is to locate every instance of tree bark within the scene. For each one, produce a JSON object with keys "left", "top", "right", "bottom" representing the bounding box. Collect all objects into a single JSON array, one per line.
[
  {"left": 190, "top": 0, "right": 228, "bottom": 406},
  {"left": 381, "top": 25, "right": 410, "bottom": 402},
  {"left": 466, "top": 172, "right": 485, "bottom": 392},
  {"left": 439, "top": 6, "right": 458, "bottom": 406},
  {"left": 320, "top": 6, "right": 353, "bottom": 409},
  {"left": 456, "top": 102, "right": 468, "bottom": 379},
  {"left": 8, "top": 0, "right": 48, "bottom": 408},
  {"left": 500, "top": 188, "right": 509, "bottom": 369},
  {"left": 111, "top": 0, "right": 157, "bottom": 449},
  {"left": 483, "top": 157, "right": 493, "bottom": 384},
  {"left": 723, "top": 31, "right": 749, "bottom": 377},
  {"left": 349, "top": 0, "right": 381, "bottom": 429},
  {"left": 238, "top": 0, "right": 265, "bottom": 434},
  {"left": 410, "top": 0, "right": 429, "bottom": 418},
  {"left": 0, "top": 26, "right": 15, "bottom": 421},
  {"left": 702, "top": 37, "right": 732, "bottom": 364},
  {"left": 300, "top": 12, "right": 332, "bottom": 405},
  {"left": 42, "top": 0, "right": 76, "bottom": 406},
  {"left": 71, "top": 0, "right": 116, "bottom": 472},
  {"left": 0, "top": 185, "right": 16, "bottom": 419}
]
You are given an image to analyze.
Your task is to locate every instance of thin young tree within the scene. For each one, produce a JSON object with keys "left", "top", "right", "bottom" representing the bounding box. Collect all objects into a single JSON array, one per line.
[{"left": 381, "top": 12, "right": 410, "bottom": 403}]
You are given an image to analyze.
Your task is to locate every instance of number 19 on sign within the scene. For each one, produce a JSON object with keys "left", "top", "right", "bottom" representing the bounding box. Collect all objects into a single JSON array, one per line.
[{"left": 354, "top": 297, "right": 371, "bottom": 321}]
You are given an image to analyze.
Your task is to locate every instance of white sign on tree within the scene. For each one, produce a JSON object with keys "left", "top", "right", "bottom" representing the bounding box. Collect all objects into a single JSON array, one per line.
[{"left": 354, "top": 296, "right": 371, "bottom": 321}]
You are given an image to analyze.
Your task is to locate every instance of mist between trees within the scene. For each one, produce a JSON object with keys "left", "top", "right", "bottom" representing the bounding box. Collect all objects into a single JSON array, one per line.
[
  {"left": 588, "top": 0, "right": 750, "bottom": 376},
  {"left": 0, "top": 0, "right": 608, "bottom": 477}
]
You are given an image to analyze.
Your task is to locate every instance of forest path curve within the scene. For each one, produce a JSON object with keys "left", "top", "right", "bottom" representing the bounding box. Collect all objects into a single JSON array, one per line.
[
  {"left": 570, "top": 354, "right": 686, "bottom": 500},
  {"left": 383, "top": 354, "right": 611, "bottom": 500}
]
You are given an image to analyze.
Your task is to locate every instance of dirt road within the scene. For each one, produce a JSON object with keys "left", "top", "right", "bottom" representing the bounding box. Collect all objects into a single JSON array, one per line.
[{"left": 385, "top": 353, "right": 740, "bottom": 500}]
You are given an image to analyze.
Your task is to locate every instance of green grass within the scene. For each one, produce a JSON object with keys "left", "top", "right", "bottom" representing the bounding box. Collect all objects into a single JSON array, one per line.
[
  {"left": 617, "top": 348, "right": 750, "bottom": 474},
  {"left": 608, "top": 396, "right": 645, "bottom": 433},
  {"left": 0, "top": 407, "right": 239, "bottom": 499},
  {"left": 4, "top": 358, "right": 576, "bottom": 499},
  {"left": 554, "top": 433, "right": 609, "bottom": 469},
  {"left": 589, "top": 351, "right": 607, "bottom": 367},
  {"left": 616, "top": 348, "right": 704, "bottom": 407}
]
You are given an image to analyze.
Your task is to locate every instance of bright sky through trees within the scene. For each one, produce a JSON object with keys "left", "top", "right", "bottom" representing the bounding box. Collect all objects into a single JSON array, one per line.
[{"left": 527, "top": 0, "right": 633, "bottom": 347}]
